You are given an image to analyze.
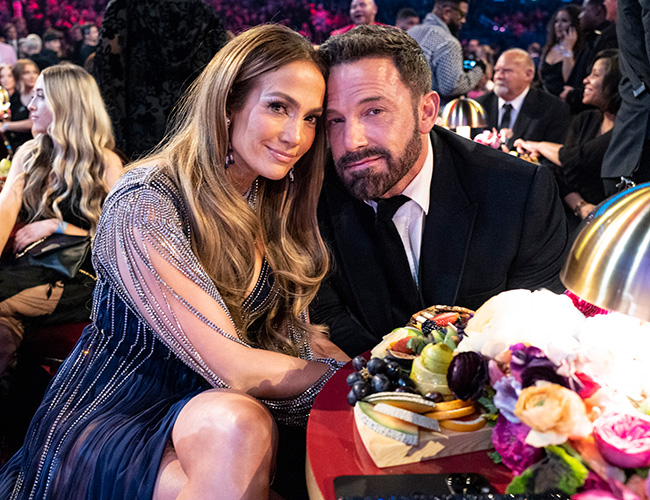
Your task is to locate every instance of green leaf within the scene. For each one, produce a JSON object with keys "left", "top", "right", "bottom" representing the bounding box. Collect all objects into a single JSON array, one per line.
[
  {"left": 406, "top": 336, "right": 429, "bottom": 355},
  {"left": 488, "top": 450, "right": 503, "bottom": 465}
]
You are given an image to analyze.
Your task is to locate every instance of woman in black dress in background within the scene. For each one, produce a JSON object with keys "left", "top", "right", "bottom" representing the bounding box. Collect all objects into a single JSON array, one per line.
[{"left": 539, "top": 5, "right": 585, "bottom": 98}]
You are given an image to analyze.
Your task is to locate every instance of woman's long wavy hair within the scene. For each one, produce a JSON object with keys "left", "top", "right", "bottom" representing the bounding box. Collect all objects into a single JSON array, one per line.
[
  {"left": 20, "top": 63, "right": 115, "bottom": 234},
  {"left": 133, "top": 24, "right": 329, "bottom": 355},
  {"left": 541, "top": 6, "right": 585, "bottom": 62}
]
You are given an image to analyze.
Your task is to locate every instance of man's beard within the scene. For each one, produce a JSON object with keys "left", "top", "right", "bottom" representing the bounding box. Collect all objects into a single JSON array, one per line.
[
  {"left": 448, "top": 21, "right": 461, "bottom": 37},
  {"left": 334, "top": 123, "right": 422, "bottom": 200}
]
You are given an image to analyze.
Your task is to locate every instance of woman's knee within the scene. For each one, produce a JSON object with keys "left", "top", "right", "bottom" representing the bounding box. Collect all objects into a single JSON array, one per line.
[{"left": 173, "top": 389, "right": 276, "bottom": 450}]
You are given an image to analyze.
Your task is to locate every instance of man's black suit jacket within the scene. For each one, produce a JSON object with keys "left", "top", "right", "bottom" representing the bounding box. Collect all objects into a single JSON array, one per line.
[
  {"left": 311, "top": 127, "right": 570, "bottom": 356},
  {"left": 476, "top": 87, "right": 571, "bottom": 149}
]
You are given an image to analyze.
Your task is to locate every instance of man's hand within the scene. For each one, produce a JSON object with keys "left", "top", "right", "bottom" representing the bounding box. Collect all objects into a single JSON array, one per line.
[{"left": 13, "top": 218, "right": 58, "bottom": 253}]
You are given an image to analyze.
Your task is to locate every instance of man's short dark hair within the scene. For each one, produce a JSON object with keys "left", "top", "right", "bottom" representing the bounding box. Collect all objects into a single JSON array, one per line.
[
  {"left": 396, "top": 7, "right": 418, "bottom": 20},
  {"left": 317, "top": 25, "right": 432, "bottom": 99}
]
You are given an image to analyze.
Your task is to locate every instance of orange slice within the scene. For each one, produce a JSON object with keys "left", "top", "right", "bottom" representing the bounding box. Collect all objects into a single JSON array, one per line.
[
  {"left": 424, "top": 404, "right": 475, "bottom": 420},
  {"left": 433, "top": 399, "right": 473, "bottom": 412},
  {"left": 438, "top": 413, "right": 486, "bottom": 432}
]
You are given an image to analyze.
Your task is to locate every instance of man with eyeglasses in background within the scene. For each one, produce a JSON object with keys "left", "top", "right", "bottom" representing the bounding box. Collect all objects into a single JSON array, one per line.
[{"left": 409, "top": 0, "right": 486, "bottom": 105}]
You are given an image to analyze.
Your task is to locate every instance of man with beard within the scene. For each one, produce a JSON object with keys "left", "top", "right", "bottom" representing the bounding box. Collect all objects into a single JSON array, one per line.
[
  {"left": 408, "top": 0, "right": 485, "bottom": 105},
  {"left": 477, "top": 49, "right": 571, "bottom": 150},
  {"left": 312, "top": 26, "right": 570, "bottom": 356}
]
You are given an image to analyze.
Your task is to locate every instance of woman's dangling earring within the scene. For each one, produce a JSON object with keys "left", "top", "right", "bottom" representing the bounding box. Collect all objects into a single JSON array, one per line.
[
  {"left": 225, "top": 118, "right": 234, "bottom": 169},
  {"left": 225, "top": 143, "right": 234, "bottom": 169},
  {"left": 288, "top": 167, "right": 295, "bottom": 183}
]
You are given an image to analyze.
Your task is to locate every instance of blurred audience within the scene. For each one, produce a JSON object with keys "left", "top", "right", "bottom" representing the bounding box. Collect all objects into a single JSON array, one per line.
[
  {"left": 330, "top": 0, "right": 382, "bottom": 36},
  {"left": 30, "top": 29, "right": 62, "bottom": 69},
  {"left": 539, "top": 5, "right": 585, "bottom": 97},
  {"left": 77, "top": 23, "right": 97, "bottom": 66},
  {"left": 562, "top": 0, "right": 617, "bottom": 114},
  {"left": 3, "top": 59, "right": 37, "bottom": 152},
  {"left": 515, "top": 50, "right": 621, "bottom": 226},
  {"left": 395, "top": 7, "right": 419, "bottom": 31},
  {"left": 17, "top": 33, "right": 40, "bottom": 58},
  {"left": 477, "top": 48, "right": 570, "bottom": 150}
]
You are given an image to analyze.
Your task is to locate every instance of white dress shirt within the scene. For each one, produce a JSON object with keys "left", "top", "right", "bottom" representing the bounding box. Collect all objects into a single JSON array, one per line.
[
  {"left": 367, "top": 136, "right": 433, "bottom": 287},
  {"left": 497, "top": 86, "right": 530, "bottom": 130}
]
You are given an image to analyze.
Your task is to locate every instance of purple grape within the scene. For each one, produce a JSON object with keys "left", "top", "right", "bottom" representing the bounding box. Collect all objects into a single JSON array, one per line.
[
  {"left": 424, "top": 391, "right": 445, "bottom": 403},
  {"left": 346, "top": 371, "right": 365, "bottom": 387},
  {"left": 352, "top": 381, "right": 371, "bottom": 400},
  {"left": 397, "top": 375, "right": 416, "bottom": 388},
  {"left": 371, "top": 374, "right": 391, "bottom": 392},
  {"left": 347, "top": 390, "right": 358, "bottom": 406},
  {"left": 385, "top": 360, "right": 402, "bottom": 380},
  {"left": 351, "top": 356, "right": 367, "bottom": 371},
  {"left": 366, "top": 357, "right": 386, "bottom": 375},
  {"left": 394, "top": 386, "right": 418, "bottom": 394}
]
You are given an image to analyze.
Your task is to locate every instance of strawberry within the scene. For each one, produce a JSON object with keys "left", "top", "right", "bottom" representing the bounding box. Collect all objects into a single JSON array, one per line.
[
  {"left": 390, "top": 336, "right": 415, "bottom": 354},
  {"left": 433, "top": 312, "right": 459, "bottom": 327}
]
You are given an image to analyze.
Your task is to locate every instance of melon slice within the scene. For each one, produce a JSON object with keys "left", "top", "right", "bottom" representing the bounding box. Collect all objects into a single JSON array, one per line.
[
  {"left": 355, "top": 401, "right": 419, "bottom": 445},
  {"left": 374, "top": 403, "right": 440, "bottom": 431},
  {"left": 363, "top": 393, "right": 438, "bottom": 414}
]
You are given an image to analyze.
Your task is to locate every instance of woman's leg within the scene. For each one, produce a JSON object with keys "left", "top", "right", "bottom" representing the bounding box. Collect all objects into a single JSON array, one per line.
[{"left": 154, "top": 388, "right": 278, "bottom": 500}]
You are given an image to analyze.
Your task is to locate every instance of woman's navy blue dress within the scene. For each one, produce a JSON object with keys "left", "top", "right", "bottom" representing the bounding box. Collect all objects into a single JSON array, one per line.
[{"left": 0, "top": 166, "right": 339, "bottom": 499}]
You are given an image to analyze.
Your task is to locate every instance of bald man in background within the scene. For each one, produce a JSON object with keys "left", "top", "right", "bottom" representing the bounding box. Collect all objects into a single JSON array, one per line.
[{"left": 476, "top": 48, "right": 571, "bottom": 150}]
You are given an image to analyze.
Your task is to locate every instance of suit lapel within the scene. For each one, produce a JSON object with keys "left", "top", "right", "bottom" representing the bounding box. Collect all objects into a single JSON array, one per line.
[{"left": 419, "top": 130, "right": 477, "bottom": 306}]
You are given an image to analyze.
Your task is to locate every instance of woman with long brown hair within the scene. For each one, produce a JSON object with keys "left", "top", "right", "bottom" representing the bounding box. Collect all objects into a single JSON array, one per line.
[{"left": 0, "top": 25, "right": 347, "bottom": 500}]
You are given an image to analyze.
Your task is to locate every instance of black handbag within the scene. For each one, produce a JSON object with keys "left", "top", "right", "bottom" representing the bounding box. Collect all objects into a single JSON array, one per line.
[{"left": 14, "top": 233, "right": 91, "bottom": 279}]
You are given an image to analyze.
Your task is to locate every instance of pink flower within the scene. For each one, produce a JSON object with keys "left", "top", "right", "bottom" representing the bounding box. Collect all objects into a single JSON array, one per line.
[
  {"left": 593, "top": 412, "right": 650, "bottom": 469},
  {"left": 474, "top": 129, "right": 502, "bottom": 149}
]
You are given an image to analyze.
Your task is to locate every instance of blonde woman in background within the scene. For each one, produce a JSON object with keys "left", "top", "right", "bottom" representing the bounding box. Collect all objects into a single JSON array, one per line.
[{"left": 0, "top": 63, "right": 122, "bottom": 383}]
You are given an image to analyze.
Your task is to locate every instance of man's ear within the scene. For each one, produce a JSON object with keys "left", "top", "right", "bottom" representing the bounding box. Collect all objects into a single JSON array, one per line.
[{"left": 419, "top": 91, "right": 439, "bottom": 134}]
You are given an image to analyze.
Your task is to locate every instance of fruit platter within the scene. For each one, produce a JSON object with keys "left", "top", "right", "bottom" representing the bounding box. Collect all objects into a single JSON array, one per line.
[
  {"left": 339, "top": 288, "right": 650, "bottom": 499},
  {"left": 345, "top": 305, "right": 495, "bottom": 468}
]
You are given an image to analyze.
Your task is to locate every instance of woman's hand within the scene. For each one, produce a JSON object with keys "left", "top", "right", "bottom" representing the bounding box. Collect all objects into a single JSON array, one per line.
[
  {"left": 577, "top": 202, "right": 597, "bottom": 220},
  {"left": 13, "top": 218, "right": 58, "bottom": 252},
  {"left": 513, "top": 139, "right": 541, "bottom": 160},
  {"left": 311, "top": 332, "right": 350, "bottom": 363},
  {"left": 564, "top": 27, "right": 578, "bottom": 51}
]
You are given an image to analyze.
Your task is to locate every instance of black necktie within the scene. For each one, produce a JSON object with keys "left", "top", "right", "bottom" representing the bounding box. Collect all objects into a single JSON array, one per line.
[
  {"left": 499, "top": 103, "right": 513, "bottom": 130},
  {"left": 374, "top": 195, "right": 422, "bottom": 324}
]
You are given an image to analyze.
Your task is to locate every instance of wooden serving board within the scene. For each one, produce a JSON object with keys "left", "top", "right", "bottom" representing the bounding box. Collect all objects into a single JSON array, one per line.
[{"left": 354, "top": 413, "right": 494, "bottom": 468}]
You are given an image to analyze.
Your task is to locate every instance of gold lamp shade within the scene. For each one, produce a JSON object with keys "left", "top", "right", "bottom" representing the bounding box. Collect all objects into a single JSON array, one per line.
[
  {"left": 561, "top": 182, "right": 650, "bottom": 322},
  {"left": 441, "top": 96, "right": 487, "bottom": 129}
]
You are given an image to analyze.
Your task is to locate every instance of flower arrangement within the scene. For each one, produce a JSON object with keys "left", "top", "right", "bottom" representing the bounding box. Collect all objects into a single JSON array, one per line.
[{"left": 453, "top": 289, "right": 650, "bottom": 499}]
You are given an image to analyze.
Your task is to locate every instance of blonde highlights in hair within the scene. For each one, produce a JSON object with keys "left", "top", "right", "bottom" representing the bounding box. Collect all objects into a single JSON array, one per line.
[
  {"left": 133, "top": 25, "right": 329, "bottom": 354},
  {"left": 21, "top": 63, "right": 115, "bottom": 233}
]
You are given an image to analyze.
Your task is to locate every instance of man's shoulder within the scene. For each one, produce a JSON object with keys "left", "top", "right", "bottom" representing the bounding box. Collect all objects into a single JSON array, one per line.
[{"left": 525, "top": 87, "right": 568, "bottom": 109}]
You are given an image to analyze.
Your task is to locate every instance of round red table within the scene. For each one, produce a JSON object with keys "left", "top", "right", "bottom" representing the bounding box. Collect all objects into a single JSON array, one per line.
[{"left": 306, "top": 361, "right": 513, "bottom": 500}]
